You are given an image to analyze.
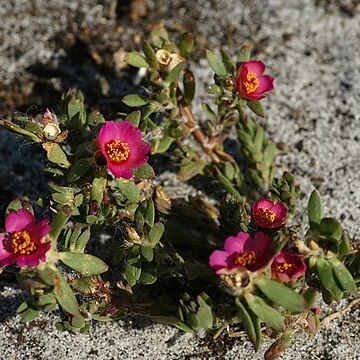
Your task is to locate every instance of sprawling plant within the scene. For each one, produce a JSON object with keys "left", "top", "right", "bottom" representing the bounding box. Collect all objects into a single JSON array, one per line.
[{"left": 0, "top": 26, "right": 359, "bottom": 359}]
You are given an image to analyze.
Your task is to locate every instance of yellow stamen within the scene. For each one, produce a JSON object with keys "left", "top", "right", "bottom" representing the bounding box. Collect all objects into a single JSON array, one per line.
[
  {"left": 243, "top": 72, "right": 259, "bottom": 94},
  {"left": 106, "top": 140, "right": 130, "bottom": 163},
  {"left": 256, "top": 208, "right": 276, "bottom": 224},
  {"left": 234, "top": 251, "right": 256, "bottom": 267},
  {"left": 274, "top": 262, "right": 295, "bottom": 274},
  {"left": 10, "top": 231, "right": 37, "bottom": 255}
]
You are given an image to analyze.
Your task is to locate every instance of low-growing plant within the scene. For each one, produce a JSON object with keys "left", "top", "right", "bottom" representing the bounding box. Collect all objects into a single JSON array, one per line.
[{"left": 0, "top": 26, "right": 359, "bottom": 359}]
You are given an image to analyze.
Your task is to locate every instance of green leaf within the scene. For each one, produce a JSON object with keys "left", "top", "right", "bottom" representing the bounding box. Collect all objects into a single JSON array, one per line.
[
  {"left": 125, "top": 53, "right": 148, "bottom": 68},
  {"left": 206, "top": 50, "right": 227, "bottom": 78},
  {"left": 133, "top": 163, "right": 155, "bottom": 179},
  {"left": 139, "top": 263, "right": 158, "bottom": 285},
  {"left": 247, "top": 100, "right": 264, "bottom": 117},
  {"left": 87, "top": 110, "right": 105, "bottom": 128},
  {"left": 50, "top": 211, "right": 70, "bottom": 242},
  {"left": 145, "top": 198, "right": 155, "bottom": 226},
  {"left": 21, "top": 307, "right": 40, "bottom": 322},
  {"left": 66, "top": 158, "right": 92, "bottom": 183},
  {"left": 42, "top": 143, "right": 70, "bottom": 168},
  {"left": 125, "top": 110, "right": 141, "bottom": 127},
  {"left": 177, "top": 161, "right": 206, "bottom": 181},
  {"left": 150, "top": 25, "right": 169, "bottom": 47},
  {"left": 195, "top": 294, "right": 214, "bottom": 330},
  {"left": 235, "top": 297, "right": 261, "bottom": 351},
  {"left": 221, "top": 50, "right": 235, "bottom": 73},
  {"left": 302, "top": 287, "right": 317, "bottom": 307},
  {"left": 17, "top": 301, "right": 29, "bottom": 313},
  {"left": 339, "top": 230, "right": 352, "bottom": 255},
  {"left": 122, "top": 94, "right": 149, "bottom": 107},
  {"left": 202, "top": 103, "right": 217, "bottom": 122},
  {"left": 320, "top": 218, "right": 342, "bottom": 242},
  {"left": 151, "top": 136, "right": 174, "bottom": 154},
  {"left": 125, "top": 255, "right": 142, "bottom": 286},
  {"left": 316, "top": 257, "right": 343, "bottom": 301},
  {"left": 67, "top": 97, "right": 86, "bottom": 129},
  {"left": 116, "top": 179, "right": 140, "bottom": 204},
  {"left": 257, "top": 278, "right": 308, "bottom": 313},
  {"left": 179, "top": 32, "right": 194, "bottom": 57},
  {"left": 71, "top": 315, "right": 86, "bottom": 329},
  {"left": 166, "top": 62, "right": 186, "bottom": 83},
  {"left": 74, "top": 227, "right": 91, "bottom": 253},
  {"left": 141, "top": 245, "right": 154, "bottom": 262},
  {"left": 6, "top": 199, "right": 28, "bottom": 216},
  {"left": 59, "top": 252, "right": 108, "bottom": 275},
  {"left": 331, "top": 257, "right": 357, "bottom": 293},
  {"left": 308, "top": 190, "right": 323, "bottom": 230},
  {"left": 143, "top": 42, "right": 159, "bottom": 69},
  {"left": 245, "top": 293, "right": 285, "bottom": 332},
  {"left": 183, "top": 69, "right": 196, "bottom": 103},
  {"left": 52, "top": 192, "right": 71, "bottom": 205},
  {"left": 238, "top": 44, "right": 252, "bottom": 63},
  {"left": 148, "top": 222, "right": 165, "bottom": 247},
  {"left": 90, "top": 170, "right": 107, "bottom": 204},
  {"left": 0, "top": 119, "right": 41, "bottom": 142},
  {"left": 52, "top": 267, "right": 81, "bottom": 316}
]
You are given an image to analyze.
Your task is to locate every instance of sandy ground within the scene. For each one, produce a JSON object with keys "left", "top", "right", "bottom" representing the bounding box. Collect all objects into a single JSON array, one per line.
[{"left": 1, "top": 0, "right": 360, "bottom": 359}]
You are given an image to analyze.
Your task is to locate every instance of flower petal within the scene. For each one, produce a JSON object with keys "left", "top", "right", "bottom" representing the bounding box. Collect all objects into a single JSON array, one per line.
[
  {"left": 5, "top": 209, "right": 34, "bottom": 232},
  {"left": 209, "top": 250, "right": 229, "bottom": 271},
  {"left": 224, "top": 232, "right": 250, "bottom": 253},
  {"left": 272, "top": 202, "right": 287, "bottom": 219},
  {"left": 255, "top": 75, "right": 274, "bottom": 95},
  {"left": 243, "top": 60, "right": 266, "bottom": 75},
  {"left": 108, "top": 161, "right": 134, "bottom": 179},
  {"left": 0, "top": 233, "right": 12, "bottom": 261},
  {"left": 27, "top": 219, "right": 51, "bottom": 244},
  {"left": 244, "top": 232, "right": 271, "bottom": 256},
  {"left": 15, "top": 243, "right": 51, "bottom": 267},
  {"left": 253, "top": 199, "right": 274, "bottom": 212}
]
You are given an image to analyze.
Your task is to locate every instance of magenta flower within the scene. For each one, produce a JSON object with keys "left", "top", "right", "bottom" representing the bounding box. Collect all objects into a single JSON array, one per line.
[
  {"left": 252, "top": 199, "right": 287, "bottom": 229},
  {"left": 209, "top": 231, "right": 272, "bottom": 274},
  {"left": 235, "top": 60, "right": 274, "bottom": 101},
  {"left": 0, "top": 209, "right": 51, "bottom": 267},
  {"left": 98, "top": 121, "right": 151, "bottom": 179},
  {"left": 271, "top": 251, "right": 307, "bottom": 283}
]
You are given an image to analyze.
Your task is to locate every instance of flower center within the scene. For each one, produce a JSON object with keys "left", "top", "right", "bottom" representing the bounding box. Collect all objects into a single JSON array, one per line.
[
  {"left": 10, "top": 230, "right": 37, "bottom": 255},
  {"left": 256, "top": 208, "right": 276, "bottom": 224},
  {"left": 234, "top": 251, "right": 257, "bottom": 268},
  {"left": 106, "top": 140, "right": 130, "bottom": 163},
  {"left": 274, "top": 262, "right": 296, "bottom": 275},
  {"left": 243, "top": 72, "right": 259, "bottom": 94}
]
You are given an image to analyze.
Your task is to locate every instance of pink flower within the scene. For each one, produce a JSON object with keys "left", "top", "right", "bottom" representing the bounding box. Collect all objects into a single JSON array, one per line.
[
  {"left": 209, "top": 231, "right": 272, "bottom": 274},
  {"left": 98, "top": 121, "right": 151, "bottom": 179},
  {"left": 0, "top": 209, "right": 51, "bottom": 267},
  {"left": 271, "top": 251, "right": 307, "bottom": 283},
  {"left": 235, "top": 60, "right": 274, "bottom": 101},
  {"left": 252, "top": 199, "right": 287, "bottom": 229}
]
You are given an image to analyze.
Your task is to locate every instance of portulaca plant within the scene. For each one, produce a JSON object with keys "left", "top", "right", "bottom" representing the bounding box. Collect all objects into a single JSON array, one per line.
[{"left": 0, "top": 26, "right": 359, "bottom": 359}]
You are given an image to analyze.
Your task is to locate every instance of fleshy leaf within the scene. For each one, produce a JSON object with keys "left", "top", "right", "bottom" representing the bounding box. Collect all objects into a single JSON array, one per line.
[
  {"left": 125, "top": 254, "right": 142, "bottom": 286},
  {"left": 331, "top": 257, "right": 357, "bottom": 293},
  {"left": 42, "top": 143, "right": 70, "bottom": 168},
  {"left": 245, "top": 293, "right": 285, "bottom": 332},
  {"left": 206, "top": 50, "right": 227, "bottom": 78},
  {"left": 308, "top": 190, "right": 323, "bottom": 230},
  {"left": 316, "top": 257, "right": 343, "bottom": 301},
  {"left": 125, "top": 53, "right": 148, "bottom": 68},
  {"left": 52, "top": 267, "right": 81, "bottom": 316},
  {"left": 59, "top": 252, "right": 108, "bottom": 275},
  {"left": 257, "top": 278, "right": 308, "bottom": 313},
  {"left": 122, "top": 94, "right": 149, "bottom": 107}
]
